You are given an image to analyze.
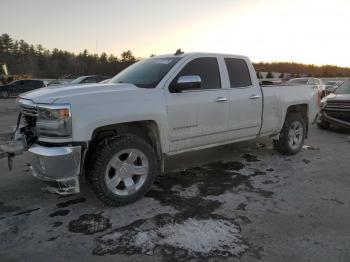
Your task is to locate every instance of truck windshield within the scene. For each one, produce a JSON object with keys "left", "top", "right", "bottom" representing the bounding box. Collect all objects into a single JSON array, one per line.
[
  {"left": 110, "top": 57, "right": 181, "bottom": 88},
  {"left": 335, "top": 81, "right": 350, "bottom": 94}
]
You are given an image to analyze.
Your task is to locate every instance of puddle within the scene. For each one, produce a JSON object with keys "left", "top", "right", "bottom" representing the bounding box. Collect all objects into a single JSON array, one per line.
[
  {"left": 0, "top": 202, "right": 21, "bottom": 215},
  {"left": 68, "top": 213, "right": 111, "bottom": 235},
  {"left": 49, "top": 210, "right": 70, "bottom": 217},
  {"left": 47, "top": 236, "right": 59, "bottom": 242},
  {"left": 52, "top": 221, "right": 63, "bottom": 228},
  {"left": 93, "top": 214, "right": 248, "bottom": 260},
  {"left": 146, "top": 160, "right": 273, "bottom": 216},
  {"left": 13, "top": 208, "right": 40, "bottom": 216},
  {"left": 236, "top": 203, "right": 247, "bottom": 210},
  {"left": 241, "top": 154, "right": 261, "bottom": 162},
  {"left": 303, "top": 159, "right": 311, "bottom": 164},
  {"left": 56, "top": 198, "right": 86, "bottom": 208}
]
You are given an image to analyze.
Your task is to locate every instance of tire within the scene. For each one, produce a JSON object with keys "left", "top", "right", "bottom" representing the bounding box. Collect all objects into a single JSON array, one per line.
[
  {"left": 87, "top": 134, "right": 158, "bottom": 206},
  {"left": 273, "top": 113, "right": 306, "bottom": 155},
  {"left": 1, "top": 90, "right": 9, "bottom": 98}
]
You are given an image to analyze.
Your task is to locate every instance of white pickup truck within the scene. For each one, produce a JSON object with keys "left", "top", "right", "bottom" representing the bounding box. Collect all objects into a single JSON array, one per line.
[{"left": 8, "top": 52, "right": 319, "bottom": 206}]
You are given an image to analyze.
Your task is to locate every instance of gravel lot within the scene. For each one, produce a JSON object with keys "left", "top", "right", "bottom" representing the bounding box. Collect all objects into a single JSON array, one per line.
[{"left": 0, "top": 99, "right": 349, "bottom": 262}]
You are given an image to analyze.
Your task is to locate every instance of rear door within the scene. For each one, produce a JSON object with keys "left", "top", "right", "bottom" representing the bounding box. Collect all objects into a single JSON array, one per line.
[
  {"left": 223, "top": 57, "right": 263, "bottom": 139},
  {"left": 165, "top": 56, "right": 230, "bottom": 152}
]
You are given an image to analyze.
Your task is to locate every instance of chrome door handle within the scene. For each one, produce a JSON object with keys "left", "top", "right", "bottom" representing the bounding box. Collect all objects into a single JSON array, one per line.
[
  {"left": 215, "top": 97, "right": 228, "bottom": 102},
  {"left": 249, "top": 94, "right": 261, "bottom": 100}
]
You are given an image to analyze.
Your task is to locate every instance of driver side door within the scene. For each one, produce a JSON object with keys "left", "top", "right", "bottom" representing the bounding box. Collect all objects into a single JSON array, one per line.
[{"left": 165, "top": 57, "right": 230, "bottom": 153}]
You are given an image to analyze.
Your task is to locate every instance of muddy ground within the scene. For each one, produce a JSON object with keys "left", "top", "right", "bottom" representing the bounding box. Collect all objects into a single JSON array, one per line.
[{"left": 0, "top": 99, "right": 349, "bottom": 262}]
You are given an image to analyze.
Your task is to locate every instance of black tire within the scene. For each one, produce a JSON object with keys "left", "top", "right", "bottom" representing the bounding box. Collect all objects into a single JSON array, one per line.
[
  {"left": 1, "top": 90, "right": 9, "bottom": 98},
  {"left": 87, "top": 134, "right": 158, "bottom": 206},
  {"left": 273, "top": 113, "right": 306, "bottom": 155}
]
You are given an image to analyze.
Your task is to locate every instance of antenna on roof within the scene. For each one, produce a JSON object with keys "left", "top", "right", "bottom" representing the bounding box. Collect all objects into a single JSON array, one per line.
[{"left": 174, "top": 49, "right": 184, "bottom": 56}]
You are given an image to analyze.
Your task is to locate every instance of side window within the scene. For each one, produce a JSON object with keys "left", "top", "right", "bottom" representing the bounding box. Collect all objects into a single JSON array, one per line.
[
  {"left": 33, "top": 81, "right": 43, "bottom": 88},
  {"left": 308, "top": 79, "right": 315, "bottom": 85},
  {"left": 84, "top": 77, "right": 98, "bottom": 83},
  {"left": 172, "top": 57, "right": 221, "bottom": 90},
  {"left": 224, "top": 58, "right": 252, "bottom": 88}
]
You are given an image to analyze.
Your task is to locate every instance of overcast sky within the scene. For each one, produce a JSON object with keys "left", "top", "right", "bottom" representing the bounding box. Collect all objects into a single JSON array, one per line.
[{"left": 1, "top": 0, "right": 349, "bottom": 66}]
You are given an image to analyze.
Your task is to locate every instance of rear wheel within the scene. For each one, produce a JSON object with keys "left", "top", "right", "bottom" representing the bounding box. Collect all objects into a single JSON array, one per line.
[
  {"left": 274, "top": 113, "right": 306, "bottom": 155},
  {"left": 87, "top": 134, "right": 158, "bottom": 206}
]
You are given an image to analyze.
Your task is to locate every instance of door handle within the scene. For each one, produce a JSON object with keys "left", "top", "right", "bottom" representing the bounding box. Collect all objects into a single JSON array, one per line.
[
  {"left": 215, "top": 97, "right": 228, "bottom": 102},
  {"left": 249, "top": 94, "right": 261, "bottom": 100}
]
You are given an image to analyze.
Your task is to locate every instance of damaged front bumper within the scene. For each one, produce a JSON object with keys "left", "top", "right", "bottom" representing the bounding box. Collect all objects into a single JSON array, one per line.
[
  {"left": 318, "top": 111, "right": 350, "bottom": 130},
  {"left": 28, "top": 144, "right": 82, "bottom": 194}
]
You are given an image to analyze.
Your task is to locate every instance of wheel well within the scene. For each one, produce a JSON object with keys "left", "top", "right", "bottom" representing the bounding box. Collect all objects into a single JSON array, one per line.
[
  {"left": 84, "top": 121, "right": 162, "bottom": 169},
  {"left": 286, "top": 104, "right": 309, "bottom": 137}
]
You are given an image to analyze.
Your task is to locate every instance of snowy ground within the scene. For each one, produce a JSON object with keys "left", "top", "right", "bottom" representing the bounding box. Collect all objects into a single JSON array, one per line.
[{"left": 0, "top": 99, "right": 350, "bottom": 261}]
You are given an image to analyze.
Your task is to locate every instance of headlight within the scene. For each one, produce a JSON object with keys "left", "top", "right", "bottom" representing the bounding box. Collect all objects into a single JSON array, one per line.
[{"left": 36, "top": 104, "right": 72, "bottom": 138}]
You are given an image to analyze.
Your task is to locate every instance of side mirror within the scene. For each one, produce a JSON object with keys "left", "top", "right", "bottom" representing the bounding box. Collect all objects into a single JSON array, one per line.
[{"left": 169, "top": 75, "right": 201, "bottom": 93}]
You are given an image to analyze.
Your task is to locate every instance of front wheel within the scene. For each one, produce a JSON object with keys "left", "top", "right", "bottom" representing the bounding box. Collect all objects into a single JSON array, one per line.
[
  {"left": 87, "top": 135, "right": 158, "bottom": 206},
  {"left": 273, "top": 113, "right": 306, "bottom": 155}
]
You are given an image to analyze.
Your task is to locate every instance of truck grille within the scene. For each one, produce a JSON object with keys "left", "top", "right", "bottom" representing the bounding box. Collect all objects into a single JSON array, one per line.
[
  {"left": 20, "top": 104, "right": 38, "bottom": 128},
  {"left": 325, "top": 100, "right": 350, "bottom": 122}
]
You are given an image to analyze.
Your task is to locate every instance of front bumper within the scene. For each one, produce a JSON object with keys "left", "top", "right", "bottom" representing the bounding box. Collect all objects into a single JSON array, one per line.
[
  {"left": 318, "top": 111, "right": 350, "bottom": 130},
  {"left": 28, "top": 144, "right": 82, "bottom": 194}
]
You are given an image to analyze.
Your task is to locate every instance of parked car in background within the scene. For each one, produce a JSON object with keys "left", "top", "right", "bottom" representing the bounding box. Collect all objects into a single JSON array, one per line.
[
  {"left": 324, "top": 80, "right": 343, "bottom": 94},
  {"left": 317, "top": 80, "right": 350, "bottom": 131},
  {"left": 100, "top": 78, "right": 111, "bottom": 83},
  {"left": 70, "top": 75, "right": 110, "bottom": 84},
  {"left": 285, "top": 77, "right": 326, "bottom": 99},
  {"left": 7, "top": 52, "right": 319, "bottom": 206},
  {"left": 0, "top": 79, "right": 46, "bottom": 98}
]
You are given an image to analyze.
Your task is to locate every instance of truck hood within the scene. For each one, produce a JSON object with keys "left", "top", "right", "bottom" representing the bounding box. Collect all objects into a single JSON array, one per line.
[
  {"left": 326, "top": 93, "right": 350, "bottom": 102},
  {"left": 19, "top": 83, "right": 139, "bottom": 104}
]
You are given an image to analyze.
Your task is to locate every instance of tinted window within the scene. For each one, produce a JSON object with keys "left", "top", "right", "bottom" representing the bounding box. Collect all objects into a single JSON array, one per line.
[
  {"left": 224, "top": 58, "right": 252, "bottom": 88},
  {"left": 82, "top": 77, "right": 98, "bottom": 83},
  {"left": 32, "top": 80, "right": 43, "bottom": 88},
  {"left": 173, "top": 57, "right": 221, "bottom": 90}
]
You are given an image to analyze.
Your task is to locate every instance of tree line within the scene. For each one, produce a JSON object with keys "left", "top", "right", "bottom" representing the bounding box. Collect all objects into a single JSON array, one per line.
[
  {"left": 1, "top": 33, "right": 350, "bottom": 79},
  {"left": 254, "top": 62, "right": 350, "bottom": 78},
  {"left": 0, "top": 33, "right": 137, "bottom": 78}
]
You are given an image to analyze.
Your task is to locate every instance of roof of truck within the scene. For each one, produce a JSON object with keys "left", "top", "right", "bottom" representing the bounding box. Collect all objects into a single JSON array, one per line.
[{"left": 155, "top": 52, "right": 250, "bottom": 60}]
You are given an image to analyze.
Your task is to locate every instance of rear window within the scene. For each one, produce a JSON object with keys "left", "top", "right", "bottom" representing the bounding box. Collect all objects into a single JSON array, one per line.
[{"left": 224, "top": 58, "right": 252, "bottom": 88}]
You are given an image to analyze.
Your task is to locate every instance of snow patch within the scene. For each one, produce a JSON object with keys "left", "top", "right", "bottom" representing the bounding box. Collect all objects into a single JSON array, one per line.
[{"left": 96, "top": 218, "right": 248, "bottom": 258}]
